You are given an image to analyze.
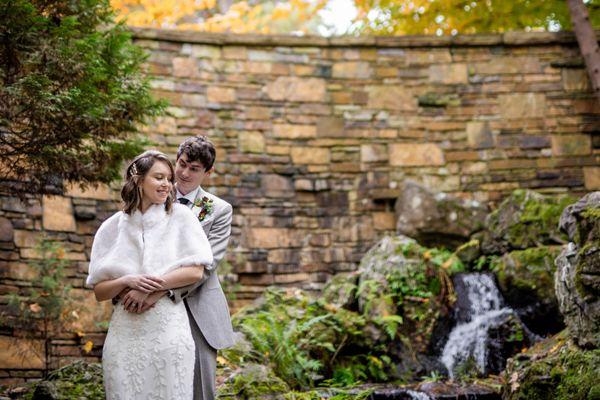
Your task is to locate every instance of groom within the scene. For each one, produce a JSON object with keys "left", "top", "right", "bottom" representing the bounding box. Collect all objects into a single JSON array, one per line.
[{"left": 122, "top": 136, "right": 235, "bottom": 400}]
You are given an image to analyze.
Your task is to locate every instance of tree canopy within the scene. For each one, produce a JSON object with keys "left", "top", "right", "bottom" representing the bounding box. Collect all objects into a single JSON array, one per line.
[
  {"left": 351, "top": 0, "right": 600, "bottom": 35},
  {"left": 110, "top": 0, "right": 327, "bottom": 34},
  {"left": 0, "top": 0, "right": 165, "bottom": 195},
  {"left": 109, "top": 0, "right": 599, "bottom": 35}
]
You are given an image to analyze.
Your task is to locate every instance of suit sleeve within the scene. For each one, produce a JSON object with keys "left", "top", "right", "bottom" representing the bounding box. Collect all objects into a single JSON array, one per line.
[{"left": 170, "top": 202, "right": 233, "bottom": 303}]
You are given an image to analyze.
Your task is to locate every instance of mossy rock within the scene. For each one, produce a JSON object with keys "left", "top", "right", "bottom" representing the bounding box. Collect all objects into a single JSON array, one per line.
[
  {"left": 217, "top": 363, "right": 289, "bottom": 399},
  {"left": 322, "top": 273, "right": 359, "bottom": 309},
  {"left": 455, "top": 239, "right": 481, "bottom": 265},
  {"left": 493, "top": 246, "right": 562, "bottom": 301},
  {"left": 502, "top": 330, "right": 600, "bottom": 400},
  {"left": 20, "top": 361, "right": 104, "bottom": 400},
  {"left": 480, "top": 189, "right": 575, "bottom": 255}
]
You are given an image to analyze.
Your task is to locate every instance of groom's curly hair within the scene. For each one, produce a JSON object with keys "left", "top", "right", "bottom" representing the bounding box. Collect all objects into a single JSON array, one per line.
[{"left": 177, "top": 136, "right": 216, "bottom": 171}]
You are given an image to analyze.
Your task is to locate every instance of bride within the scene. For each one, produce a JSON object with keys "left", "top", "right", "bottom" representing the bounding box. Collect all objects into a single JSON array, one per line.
[{"left": 86, "top": 150, "right": 212, "bottom": 399}]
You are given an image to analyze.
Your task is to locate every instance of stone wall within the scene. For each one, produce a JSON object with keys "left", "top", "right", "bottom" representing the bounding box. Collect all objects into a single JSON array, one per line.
[{"left": 1, "top": 29, "right": 599, "bottom": 383}]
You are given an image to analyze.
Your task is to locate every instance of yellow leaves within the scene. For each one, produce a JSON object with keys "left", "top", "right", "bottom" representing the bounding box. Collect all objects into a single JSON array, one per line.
[
  {"left": 82, "top": 340, "right": 94, "bottom": 354},
  {"left": 216, "top": 355, "right": 228, "bottom": 365},
  {"left": 29, "top": 303, "right": 42, "bottom": 313},
  {"left": 76, "top": 330, "right": 86, "bottom": 339},
  {"left": 110, "top": 0, "right": 326, "bottom": 34}
]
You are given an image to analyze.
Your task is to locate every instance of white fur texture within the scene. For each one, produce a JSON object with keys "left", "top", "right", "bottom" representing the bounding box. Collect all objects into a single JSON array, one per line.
[{"left": 87, "top": 203, "right": 213, "bottom": 287}]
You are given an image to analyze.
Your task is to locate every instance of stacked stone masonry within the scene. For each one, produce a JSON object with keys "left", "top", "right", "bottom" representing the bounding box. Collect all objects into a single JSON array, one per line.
[{"left": 0, "top": 29, "right": 599, "bottom": 383}]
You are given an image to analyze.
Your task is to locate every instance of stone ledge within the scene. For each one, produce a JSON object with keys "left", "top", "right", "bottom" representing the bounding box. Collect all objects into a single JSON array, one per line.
[{"left": 131, "top": 27, "right": 586, "bottom": 48}]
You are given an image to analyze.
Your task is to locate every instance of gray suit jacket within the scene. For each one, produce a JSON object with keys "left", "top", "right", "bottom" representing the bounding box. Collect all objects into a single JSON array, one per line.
[{"left": 172, "top": 187, "right": 235, "bottom": 350}]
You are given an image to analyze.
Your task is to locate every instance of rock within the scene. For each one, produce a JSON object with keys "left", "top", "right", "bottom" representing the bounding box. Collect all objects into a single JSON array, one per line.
[
  {"left": 492, "top": 246, "right": 564, "bottom": 336},
  {"left": 217, "top": 363, "right": 289, "bottom": 399},
  {"left": 32, "top": 381, "right": 58, "bottom": 400},
  {"left": 479, "top": 189, "right": 575, "bottom": 255},
  {"left": 559, "top": 191, "right": 600, "bottom": 246},
  {"left": 0, "top": 217, "right": 13, "bottom": 242},
  {"left": 321, "top": 272, "right": 359, "bottom": 309},
  {"left": 502, "top": 330, "right": 600, "bottom": 400},
  {"left": 356, "top": 235, "right": 422, "bottom": 319},
  {"left": 455, "top": 239, "right": 481, "bottom": 265},
  {"left": 555, "top": 192, "right": 600, "bottom": 349},
  {"left": 73, "top": 205, "right": 96, "bottom": 221},
  {"left": 395, "top": 180, "right": 488, "bottom": 248}
]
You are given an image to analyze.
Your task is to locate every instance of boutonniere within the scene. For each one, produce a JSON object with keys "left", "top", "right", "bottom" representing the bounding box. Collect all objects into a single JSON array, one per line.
[{"left": 193, "top": 196, "right": 214, "bottom": 222}]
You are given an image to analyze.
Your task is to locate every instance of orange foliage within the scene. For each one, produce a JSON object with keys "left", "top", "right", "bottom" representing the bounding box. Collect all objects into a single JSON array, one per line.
[{"left": 111, "top": 0, "right": 327, "bottom": 34}]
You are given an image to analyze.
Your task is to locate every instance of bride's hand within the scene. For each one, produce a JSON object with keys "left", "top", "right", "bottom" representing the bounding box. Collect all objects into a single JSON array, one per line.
[
  {"left": 122, "top": 290, "right": 149, "bottom": 313},
  {"left": 123, "top": 274, "right": 165, "bottom": 293}
]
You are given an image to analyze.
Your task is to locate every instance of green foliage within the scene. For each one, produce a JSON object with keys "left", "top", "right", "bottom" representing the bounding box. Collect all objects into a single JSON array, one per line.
[
  {"left": 0, "top": 0, "right": 166, "bottom": 195},
  {"left": 284, "top": 387, "right": 374, "bottom": 400},
  {"left": 23, "top": 361, "right": 105, "bottom": 400},
  {"left": 352, "top": 0, "right": 600, "bottom": 36},
  {"left": 2, "top": 238, "right": 79, "bottom": 373},
  {"left": 217, "top": 363, "right": 290, "bottom": 399},
  {"left": 230, "top": 288, "right": 391, "bottom": 390}
]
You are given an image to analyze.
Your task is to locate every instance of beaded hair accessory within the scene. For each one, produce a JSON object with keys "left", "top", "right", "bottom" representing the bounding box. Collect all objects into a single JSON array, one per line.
[{"left": 130, "top": 162, "right": 139, "bottom": 177}]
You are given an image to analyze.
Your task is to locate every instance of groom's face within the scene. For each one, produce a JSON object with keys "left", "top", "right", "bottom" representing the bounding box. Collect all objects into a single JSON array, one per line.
[{"left": 175, "top": 154, "right": 211, "bottom": 195}]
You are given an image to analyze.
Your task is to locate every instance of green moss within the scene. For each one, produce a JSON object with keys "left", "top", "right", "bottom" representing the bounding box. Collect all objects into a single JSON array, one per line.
[
  {"left": 503, "top": 331, "right": 600, "bottom": 400},
  {"left": 492, "top": 246, "right": 561, "bottom": 300},
  {"left": 22, "top": 361, "right": 104, "bottom": 400},
  {"left": 217, "top": 363, "right": 289, "bottom": 399}
]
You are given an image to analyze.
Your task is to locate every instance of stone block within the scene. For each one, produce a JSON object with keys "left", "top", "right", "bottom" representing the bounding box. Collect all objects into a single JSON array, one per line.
[
  {"left": 361, "top": 144, "right": 388, "bottom": 163},
  {"left": 207, "top": 87, "right": 236, "bottom": 103},
  {"left": 389, "top": 143, "right": 445, "bottom": 166},
  {"left": 13, "top": 230, "right": 39, "bottom": 248},
  {"left": 245, "top": 107, "right": 271, "bottom": 120},
  {"left": 562, "top": 69, "right": 591, "bottom": 92},
  {"left": 261, "top": 174, "right": 294, "bottom": 198},
  {"left": 2, "top": 262, "right": 37, "bottom": 281},
  {"left": 186, "top": 44, "right": 221, "bottom": 59},
  {"left": 0, "top": 336, "right": 44, "bottom": 369},
  {"left": 273, "top": 273, "right": 310, "bottom": 284},
  {"left": 43, "top": 196, "right": 76, "bottom": 232},
  {"left": 466, "top": 121, "right": 494, "bottom": 149},
  {"left": 499, "top": 93, "right": 545, "bottom": 119},
  {"left": 0, "top": 217, "right": 13, "bottom": 242},
  {"left": 332, "top": 62, "right": 372, "bottom": 79},
  {"left": 172, "top": 57, "right": 199, "bottom": 78},
  {"left": 551, "top": 134, "right": 592, "bottom": 156},
  {"left": 272, "top": 124, "right": 316, "bottom": 139},
  {"left": 222, "top": 46, "right": 247, "bottom": 60},
  {"left": 239, "top": 131, "right": 265, "bottom": 153},
  {"left": 264, "top": 77, "right": 326, "bottom": 102},
  {"left": 291, "top": 147, "right": 331, "bottom": 164},
  {"left": 406, "top": 49, "right": 452, "bottom": 65},
  {"left": 65, "top": 183, "right": 114, "bottom": 200},
  {"left": 67, "top": 289, "right": 115, "bottom": 333},
  {"left": 583, "top": 167, "right": 600, "bottom": 190},
  {"left": 429, "top": 63, "right": 468, "bottom": 84},
  {"left": 245, "top": 228, "right": 301, "bottom": 249},
  {"left": 367, "top": 86, "right": 416, "bottom": 111},
  {"left": 372, "top": 212, "right": 396, "bottom": 230},
  {"left": 316, "top": 117, "right": 345, "bottom": 137}
]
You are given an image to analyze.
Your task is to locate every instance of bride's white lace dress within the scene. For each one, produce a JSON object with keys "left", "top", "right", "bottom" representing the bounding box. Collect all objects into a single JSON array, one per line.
[
  {"left": 87, "top": 204, "right": 213, "bottom": 400},
  {"left": 102, "top": 297, "right": 194, "bottom": 399}
]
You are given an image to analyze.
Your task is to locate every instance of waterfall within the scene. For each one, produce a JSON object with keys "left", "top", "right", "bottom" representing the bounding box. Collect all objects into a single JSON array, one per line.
[
  {"left": 406, "top": 390, "right": 431, "bottom": 400},
  {"left": 440, "top": 273, "right": 514, "bottom": 379}
]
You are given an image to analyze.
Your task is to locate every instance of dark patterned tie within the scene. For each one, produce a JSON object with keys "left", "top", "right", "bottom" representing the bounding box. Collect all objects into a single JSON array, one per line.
[{"left": 178, "top": 197, "right": 191, "bottom": 206}]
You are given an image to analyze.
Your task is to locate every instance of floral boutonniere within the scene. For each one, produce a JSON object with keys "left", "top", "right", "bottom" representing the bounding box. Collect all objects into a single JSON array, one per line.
[{"left": 193, "top": 196, "right": 214, "bottom": 222}]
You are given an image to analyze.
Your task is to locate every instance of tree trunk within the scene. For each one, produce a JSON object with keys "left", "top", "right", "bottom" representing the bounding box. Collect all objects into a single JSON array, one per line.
[{"left": 567, "top": 0, "right": 600, "bottom": 103}]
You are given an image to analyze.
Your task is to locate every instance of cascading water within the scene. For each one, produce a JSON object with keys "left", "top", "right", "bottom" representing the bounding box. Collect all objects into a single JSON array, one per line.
[
  {"left": 405, "top": 389, "right": 431, "bottom": 400},
  {"left": 440, "top": 273, "right": 516, "bottom": 379}
]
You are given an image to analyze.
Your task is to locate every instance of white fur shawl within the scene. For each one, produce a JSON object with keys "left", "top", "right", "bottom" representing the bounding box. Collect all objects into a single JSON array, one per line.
[{"left": 86, "top": 203, "right": 213, "bottom": 287}]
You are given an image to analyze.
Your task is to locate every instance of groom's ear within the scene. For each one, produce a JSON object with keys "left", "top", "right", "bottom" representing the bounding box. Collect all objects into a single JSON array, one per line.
[{"left": 205, "top": 167, "right": 214, "bottom": 176}]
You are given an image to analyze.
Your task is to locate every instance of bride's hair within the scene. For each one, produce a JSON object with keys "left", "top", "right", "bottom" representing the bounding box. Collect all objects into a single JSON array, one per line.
[{"left": 121, "top": 150, "right": 175, "bottom": 215}]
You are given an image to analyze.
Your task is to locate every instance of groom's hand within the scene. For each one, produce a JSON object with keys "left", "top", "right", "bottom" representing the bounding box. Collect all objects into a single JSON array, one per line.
[
  {"left": 122, "top": 289, "right": 150, "bottom": 313},
  {"left": 139, "top": 290, "right": 167, "bottom": 313}
]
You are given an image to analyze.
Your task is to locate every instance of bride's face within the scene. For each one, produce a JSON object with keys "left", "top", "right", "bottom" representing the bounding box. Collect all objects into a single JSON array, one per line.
[{"left": 140, "top": 161, "right": 172, "bottom": 205}]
